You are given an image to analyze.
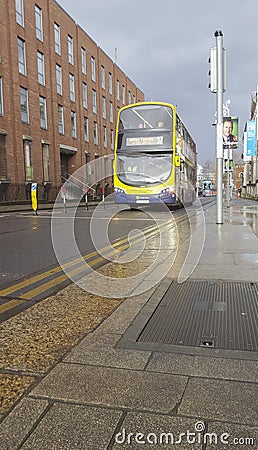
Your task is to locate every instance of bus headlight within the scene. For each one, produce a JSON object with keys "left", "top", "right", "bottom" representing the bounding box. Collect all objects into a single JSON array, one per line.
[
  {"left": 160, "top": 187, "right": 175, "bottom": 197},
  {"left": 114, "top": 187, "right": 125, "bottom": 193}
]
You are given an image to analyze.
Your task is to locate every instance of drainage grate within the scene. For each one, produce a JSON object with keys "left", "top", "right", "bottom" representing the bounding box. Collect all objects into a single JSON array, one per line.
[{"left": 137, "top": 281, "right": 258, "bottom": 351}]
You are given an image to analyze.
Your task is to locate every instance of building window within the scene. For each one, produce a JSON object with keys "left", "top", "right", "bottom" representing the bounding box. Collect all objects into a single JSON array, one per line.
[
  {"left": 110, "top": 129, "right": 114, "bottom": 150},
  {"left": 132, "top": 95, "right": 136, "bottom": 103},
  {"left": 81, "top": 47, "right": 86, "bottom": 74},
  {"left": 39, "top": 96, "right": 47, "bottom": 129},
  {"left": 0, "top": 77, "right": 3, "bottom": 116},
  {"left": 82, "top": 82, "right": 87, "bottom": 109},
  {"left": 20, "top": 87, "right": 29, "bottom": 123},
  {"left": 92, "top": 89, "right": 97, "bottom": 114},
  {"left": 103, "top": 126, "right": 107, "bottom": 148},
  {"left": 109, "top": 101, "right": 113, "bottom": 123},
  {"left": 101, "top": 66, "right": 105, "bottom": 89},
  {"left": 58, "top": 105, "right": 64, "bottom": 134},
  {"left": 116, "top": 79, "right": 120, "bottom": 100},
  {"left": 91, "top": 56, "right": 96, "bottom": 82},
  {"left": 84, "top": 117, "right": 89, "bottom": 142},
  {"left": 108, "top": 72, "right": 112, "bottom": 95},
  {"left": 85, "top": 152, "right": 90, "bottom": 184},
  {"left": 0, "top": 134, "right": 7, "bottom": 180},
  {"left": 69, "top": 73, "right": 75, "bottom": 102},
  {"left": 17, "top": 37, "right": 26, "bottom": 76},
  {"left": 102, "top": 96, "right": 106, "bottom": 119},
  {"left": 56, "top": 64, "right": 62, "bottom": 95},
  {"left": 24, "top": 140, "right": 33, "bottom": 181},
  {"left": 71, "top": 111, "right": 76, "bottom": 138},
  {"left": 37, "top": 51, "right": 45, "bottom": 85},
  {"left": 122, "top": 85, "right": 125, "bottom": 105},
  {"left": 15, "top": 0, "right": 24, "bottom": 27},
  {"left": 54, "top": 23, "right": 61, "bottom": 55},
  {"left": 35, "top": 5, "right": 43, "bottom": 41},
  {"left": 68, "top": 35, "right": 74, "bottom": 65},
  {"left": 93, "top": 122, "right": 98, "bottom": 145},
  {"left": 128, "top": 91, "right": 131, "bottom": 104},
  {"left": 42, "top": 143, "right": 50, "bottom": 181}
]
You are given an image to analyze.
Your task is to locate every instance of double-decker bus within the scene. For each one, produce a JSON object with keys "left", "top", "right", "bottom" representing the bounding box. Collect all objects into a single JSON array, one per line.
[
  {"left": 201, "top": 180, "right": 213, "bottom": 197},
  {"left": 113, "top": 101, "right": 197, "bottom": 208}
]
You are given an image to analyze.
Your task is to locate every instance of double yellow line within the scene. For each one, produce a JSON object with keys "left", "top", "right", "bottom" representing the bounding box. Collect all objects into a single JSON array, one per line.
[{"left": 0, "top": 218, "right": 177, "bottom": 315}]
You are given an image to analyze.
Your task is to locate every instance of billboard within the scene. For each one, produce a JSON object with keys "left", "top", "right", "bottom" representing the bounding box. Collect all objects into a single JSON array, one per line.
[
  {"left": 245, "top": 121, "right": 256, "bottom": 158},
  {"left": 223, "top": 116, "right": 238, "bottom": 149}
]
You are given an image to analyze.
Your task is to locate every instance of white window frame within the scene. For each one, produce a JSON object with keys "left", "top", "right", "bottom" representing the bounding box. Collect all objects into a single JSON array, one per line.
[
  {"left": 69, "top": 73, "right": 75, "bottom": 102},
  {"left": 24, "top": 139, "right": 33, "bottom": 181},
  {"left": 35, "top": 5, "right": 43, "bottom": 41},
  {"left": 93, "top": 122, "right": 98, "bottom": 145},
  {"left": 128, "top": 91, "right": 131, "bottom": 104},
  {"left": 20, "top": 86, "right": 29, "bottom": 123},
  {"left": 132, "top": 95, "right": 136, "bottom": 103},
  {"left": 101, "top": 65, "right": 105, "bottom": 89},
  {"left": 54, "top": 23, "right": 61, "bottom": 55},
  {"left": 108, "top": 72, "right": 112, "bottom": 95},
  {"left": 92, "top": 89, "right": 97, "bottom": 114},
  {"left": 71, "top": 111, "right": 76, "bottom": 138},
  {"left": 109, "top": 101, "right": 113, "bottom": 123},
  {"left": 15, "top": 0, "right": 24, "bottom": 27},
  {"left": 110, "top": 129, "right": 114, "bottom": 150},
  {"left": 58, "top": 105, "right": 64, "bottom": 134},
  {"left": 122, "top": 85, "right": 125, "bottom": 105},
  {"left": 81, "top": 47, "right": 86, "bottom": 74},
  {"left": 68, "top": 35, "right": 74, "bottom": 65},
  {"left": 102, "top": 96, "right": 106, "bottom": 119},
  {"left": 84, "top": 117, "right": 89, "bottom": 142},
  {"left": 91, "top": 56, "right": 96, "bottom": 82},
  {"left": 82, "top": 82, "right": 88, "bottom": 109},
  {"left": 39, "top": 96, "right": 47, "bottom": 129},
  {"left": 18, "top": 37, "right": 26, "bottom": 76},
  {"left": 116, "top": 79, "right": 120, "bottom": 101},
  {"left": 42, "top": 143, "right": 50, "bottom": 182},
  {"left": 37, "top": 51, "right": 45, "bottom": 85},
  {"left": 103, "top": 126, "right": 107, "bottom": 148},
  {"left": 56, "top": 64, "right": 62, "bottom": 95}
]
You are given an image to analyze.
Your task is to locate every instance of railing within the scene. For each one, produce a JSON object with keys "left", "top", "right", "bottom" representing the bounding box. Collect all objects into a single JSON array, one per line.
[{"left": 0, "top": 180, "right": 113, "bottom": 204}]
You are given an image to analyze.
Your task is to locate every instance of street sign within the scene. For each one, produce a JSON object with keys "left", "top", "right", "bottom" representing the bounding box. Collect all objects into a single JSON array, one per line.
[{"left": 31, "top": 183, "right": 38, "bottom": 214}]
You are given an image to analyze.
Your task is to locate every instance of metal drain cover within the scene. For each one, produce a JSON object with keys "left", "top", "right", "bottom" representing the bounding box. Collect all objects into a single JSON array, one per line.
[{"left": 137, "top": 280, "right": 258, "bottom": 351}]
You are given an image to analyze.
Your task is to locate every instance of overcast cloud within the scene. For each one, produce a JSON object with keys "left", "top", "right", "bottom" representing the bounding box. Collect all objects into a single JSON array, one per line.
[{"left": 58, "top": 0, "right": 258, "bottom": 165}]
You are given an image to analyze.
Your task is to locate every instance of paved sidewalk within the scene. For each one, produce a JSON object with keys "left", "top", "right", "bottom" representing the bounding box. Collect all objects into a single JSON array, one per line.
[{"left": 1, "top": 199, "right": 258, "bottom": 449}]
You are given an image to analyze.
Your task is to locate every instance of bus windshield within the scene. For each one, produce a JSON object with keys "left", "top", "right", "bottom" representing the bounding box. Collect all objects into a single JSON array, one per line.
[
  {"left": 116, "top": 153, "right": 172, "bottom": 186},
  {"left": 119, "top": 104, "right": 173, "bottom": 130}
]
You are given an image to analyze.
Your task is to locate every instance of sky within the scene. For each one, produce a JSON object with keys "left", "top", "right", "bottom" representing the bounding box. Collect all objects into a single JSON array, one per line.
[{"left": 58, "top": 0, "right": 258, "bottom": 165}]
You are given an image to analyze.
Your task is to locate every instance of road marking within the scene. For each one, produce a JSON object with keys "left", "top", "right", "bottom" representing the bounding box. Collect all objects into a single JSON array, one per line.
[
  {"left": 0, "top": 299, "right": 24, "bottom": 314},
  {"left": 0, "top": 213, "right": 192, "bottom": 316}
]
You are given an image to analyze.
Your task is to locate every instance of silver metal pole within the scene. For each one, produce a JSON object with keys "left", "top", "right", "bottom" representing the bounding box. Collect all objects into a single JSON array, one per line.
[{"left": 215, "top": 30, "right": 224, "bottom": 224}]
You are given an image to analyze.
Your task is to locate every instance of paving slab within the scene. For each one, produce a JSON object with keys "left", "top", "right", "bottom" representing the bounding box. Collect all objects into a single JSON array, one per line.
[
  {"left": 178, "top": 378, "right": 258, "bottom": 426},
  {"left": 64, "top": 331, "right": 151, "bottom": 369},
  {"left": 21, "top": 403, "right": 122, "bottom": 450},
  {"left": 0, "top": 397, "right": 49, "bottom": 450},
  {"left": 29, "top": 363, "right": 188, "bottom": 414},
  {"left": 146, "top": 352, "right": 258, "bottom": 383}
]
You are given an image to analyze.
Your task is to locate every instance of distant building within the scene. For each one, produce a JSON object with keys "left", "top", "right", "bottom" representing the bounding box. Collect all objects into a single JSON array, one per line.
[
  {"left": 0, "top": 0, "right": 144, "bottom": 202},
  {"left": 242, "top": 86, "right": 258, "bottom": 200},
  {"left": 235, "top": 163, "right": 244, "bottom": 191}
]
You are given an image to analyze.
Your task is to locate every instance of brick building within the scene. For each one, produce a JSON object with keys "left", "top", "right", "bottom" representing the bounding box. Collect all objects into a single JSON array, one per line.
[{"left": 0, "top": 0, "right": 144, "bottom": 202}]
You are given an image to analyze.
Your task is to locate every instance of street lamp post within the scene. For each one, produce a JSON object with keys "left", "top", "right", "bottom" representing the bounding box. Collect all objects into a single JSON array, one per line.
[{"left": 215, "top": 30, "right": 225, "bottom": 224}]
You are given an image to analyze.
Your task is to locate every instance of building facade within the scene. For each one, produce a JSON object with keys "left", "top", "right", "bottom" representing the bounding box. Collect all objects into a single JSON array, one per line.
[
  {"left": 0, "top": 0, "right": 144, "bottom": 202},
  {"left": 242, "top": 86, "right": 258, "bottom": 200}
]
